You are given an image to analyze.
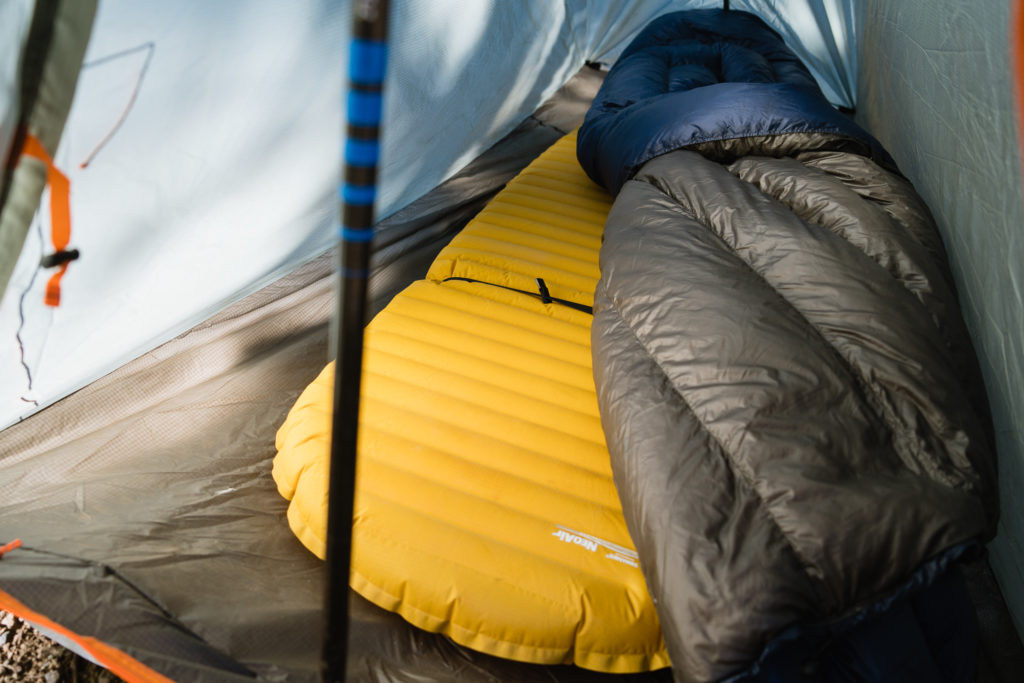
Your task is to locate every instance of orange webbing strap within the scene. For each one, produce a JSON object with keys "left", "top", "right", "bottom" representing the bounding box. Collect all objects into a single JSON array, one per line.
[
  {"left": 0, "top": 586, "right": 175, "bottom": 683},
  {"left": 0, "top": 539, "right": 23, "bottom": 558},
  {"left": 21, "top": 132, "right": 74, "bottom": 307}
]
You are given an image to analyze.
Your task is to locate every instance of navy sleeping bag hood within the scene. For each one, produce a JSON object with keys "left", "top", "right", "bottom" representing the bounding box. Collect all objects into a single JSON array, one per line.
[{"left": 578, "top": 9, "right": 895, "bottom": 195}]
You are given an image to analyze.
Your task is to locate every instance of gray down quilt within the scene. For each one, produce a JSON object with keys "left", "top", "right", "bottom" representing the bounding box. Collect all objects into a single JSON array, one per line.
[{"left": 581, "top": 9, "right": 999, "bottom": 682}]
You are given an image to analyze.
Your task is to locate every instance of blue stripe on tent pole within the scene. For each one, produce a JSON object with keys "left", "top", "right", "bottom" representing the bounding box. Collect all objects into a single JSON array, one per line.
[
  {"left": 340, "top": 183, "right": 376, "bottom": 206},
  {"left": 339, "top": 227, "right": 374, "bottom": 244},
  {"left": 324, "top": 2, "right": 388, "bottom": 682},
  {"left": 345, "top": 138, "right": 380, "bottom": 167}
]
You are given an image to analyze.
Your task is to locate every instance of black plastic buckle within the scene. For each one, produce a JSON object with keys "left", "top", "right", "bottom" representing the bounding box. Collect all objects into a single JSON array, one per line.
[
  {"left": 40, "top": 248, "right": 80, "bottom": 269},
  {"left": 536, "top": 277, "right": 553, "bottom": 304}
]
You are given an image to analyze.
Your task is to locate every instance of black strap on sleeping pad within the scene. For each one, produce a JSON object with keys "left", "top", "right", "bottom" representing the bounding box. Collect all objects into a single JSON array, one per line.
[{"left": 442, "top": 276, "right": 594, "bottom": 315}]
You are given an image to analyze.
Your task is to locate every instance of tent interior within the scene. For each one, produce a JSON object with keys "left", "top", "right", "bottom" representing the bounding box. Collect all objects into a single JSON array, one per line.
[{"left": 1, "top": 1, "right": 1023, "bottom": 681}]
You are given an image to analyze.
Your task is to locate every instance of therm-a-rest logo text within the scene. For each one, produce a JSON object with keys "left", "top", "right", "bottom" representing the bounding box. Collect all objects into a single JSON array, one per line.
[
  {"left": 552, "top": 525, "right": 640, "bottom": 567},
  {"left": 552, "top": 528, "right": 598, "bottom": 552}
]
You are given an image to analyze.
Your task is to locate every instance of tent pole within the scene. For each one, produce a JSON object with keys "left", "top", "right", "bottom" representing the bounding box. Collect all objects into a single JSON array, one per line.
[{"left": 323, "top": 1, "right": 389, "bottom": 681}]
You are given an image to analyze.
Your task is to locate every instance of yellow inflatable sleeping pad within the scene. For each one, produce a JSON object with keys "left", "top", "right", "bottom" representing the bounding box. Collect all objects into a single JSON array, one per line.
[{"left": 273, "top": 132, "right": 669, "bottom": 673}]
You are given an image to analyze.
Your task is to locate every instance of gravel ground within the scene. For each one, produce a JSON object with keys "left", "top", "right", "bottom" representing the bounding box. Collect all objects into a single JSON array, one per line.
[{"left": 0, "top": 611, "right": 123, "bottom": 682}]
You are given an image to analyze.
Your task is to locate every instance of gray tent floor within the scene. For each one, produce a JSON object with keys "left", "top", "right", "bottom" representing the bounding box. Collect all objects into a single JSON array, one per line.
[{"left": 0, "top": 66, "right": 1022, "bottom": 682}]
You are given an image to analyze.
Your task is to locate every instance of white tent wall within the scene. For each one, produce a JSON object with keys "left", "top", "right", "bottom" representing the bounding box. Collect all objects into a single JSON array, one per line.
[
  {"left": 0, "top": 0, "right": 856, "bottom": 431},
  {"left": 858, "top": 0, "right": 1024, "bottom": 635},
  {"left": 0, "top": 0, "right": 351, "bottom": 431},
  {"left": 733, "top": 0, "right": 856, "bottom": 107}
]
